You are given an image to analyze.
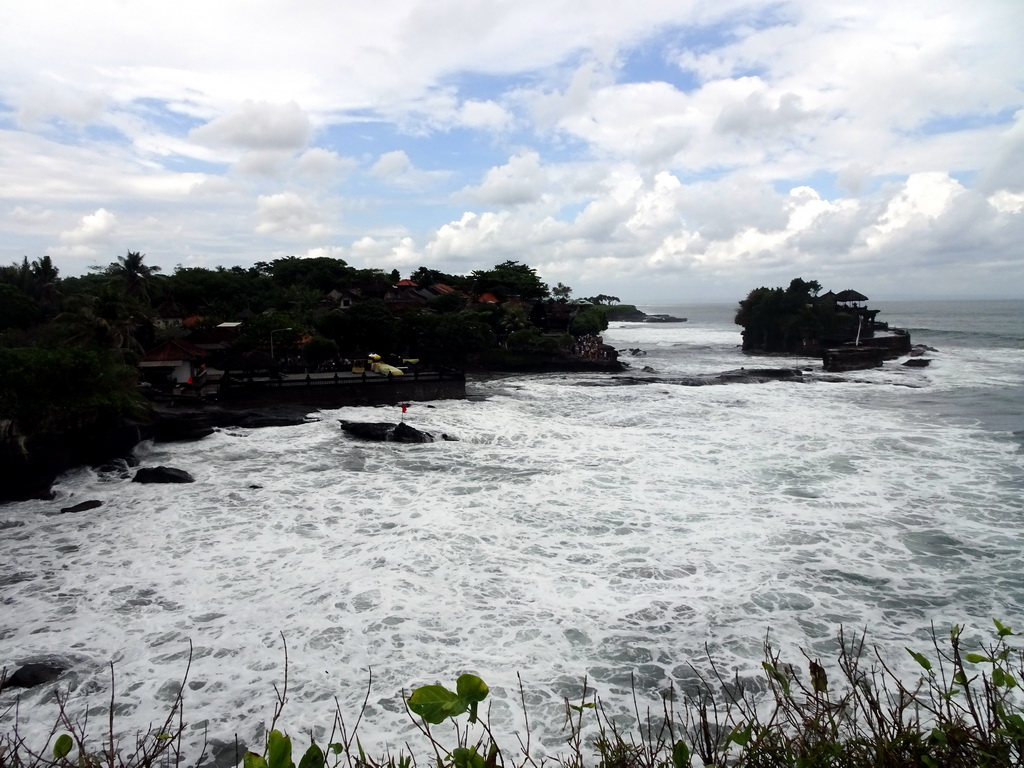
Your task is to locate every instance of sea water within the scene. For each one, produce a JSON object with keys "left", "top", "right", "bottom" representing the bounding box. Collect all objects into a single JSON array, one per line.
[{"left": 1, "top": 300, "right": 1022, "bottom": 763}]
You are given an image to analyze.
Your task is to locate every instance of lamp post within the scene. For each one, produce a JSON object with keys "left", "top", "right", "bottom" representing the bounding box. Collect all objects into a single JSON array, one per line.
[{"left": 270, "top": 327, "right": 293, "bottom": 361}]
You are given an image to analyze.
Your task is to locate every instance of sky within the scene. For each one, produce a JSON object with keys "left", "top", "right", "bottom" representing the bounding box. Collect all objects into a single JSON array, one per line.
[{"left": 1, "top": 1, "right": 1022, "bottom": 304}]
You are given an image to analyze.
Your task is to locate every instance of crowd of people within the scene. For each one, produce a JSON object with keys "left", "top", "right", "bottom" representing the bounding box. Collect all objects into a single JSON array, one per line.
[{"left": 570, "top": 334, "right": 612, "bottom": 359}]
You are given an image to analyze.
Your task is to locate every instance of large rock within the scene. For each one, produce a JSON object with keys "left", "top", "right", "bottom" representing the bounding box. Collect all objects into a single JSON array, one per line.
[
  {"left": 719, "top": 368, "right": 804, "bottom": 382},
  {"left": 393, "top": 422, "right": 434, "bottom": 443},
  {"left": 132, "top": 466, "right": 195, "bottom": 484},
  {"left": 0, "top": 662, "right": 66, "bottom": 692},
  {"left": 61, "top": 500, "right": 103, "bottom": 514},
  {"left": 339, "top": 421, "right": 434, "bottom": 443},
  {"left": 153, "top": 413, "right": 215, "bottom": 442}
]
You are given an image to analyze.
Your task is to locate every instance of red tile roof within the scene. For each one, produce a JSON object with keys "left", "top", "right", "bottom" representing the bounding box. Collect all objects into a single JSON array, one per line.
[{"left": 142, "top": 338, "right": 208, "bottom": 363}]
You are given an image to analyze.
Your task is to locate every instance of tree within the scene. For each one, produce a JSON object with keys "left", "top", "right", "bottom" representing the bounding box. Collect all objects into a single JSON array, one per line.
[
  {"left": 94, "top": 250, "right": 163, "bottom": 301},
  {"left": 314, "top": 299, "right": 397, "bottom": 355},
  {"left": 0, "top": 347, "right": 143, "bottom": 427},
  {"left": 569, "top": 306, "right": 609, "bottom": 337},
  {"left": 0, "top": 283, "right": 39, "bottom": 331},
  {"left": 410, "top": 266, "right": 466, "bottom": 289},
  {"left": 53, "top": 285, "right": 148, "bottom": 357},
  {"left": 269, "top": 256, "right": 354, "bottom": 292},
  {"left": 735, "top": 278, "right": 834, "bottom": 353},
  {"left": 427, "top": 291, "right": 468, "bottom": 314},
  {"left": 470, "top": 260, "right": 549, "bottom": 301},
  {"left": 551, "top": 282, "right": 572, "bottom": 301},
  {"left": 303, "top": 336, "right": 340, "bottom": 368},
  {"left": 585, "top": 294, "right": 621, "bottom": 305}
]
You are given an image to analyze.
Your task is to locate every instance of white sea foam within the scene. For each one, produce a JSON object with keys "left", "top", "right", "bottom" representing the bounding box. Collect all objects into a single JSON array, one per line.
[{"left": 3, "top": 310, "right": 1023, "bottom": 762}]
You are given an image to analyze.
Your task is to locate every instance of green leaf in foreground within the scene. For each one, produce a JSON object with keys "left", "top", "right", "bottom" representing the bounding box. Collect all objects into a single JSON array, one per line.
[
  {"left": 244, "top": 752, "right": 268, "bottom": 768},
  {"left": 671, "top": 739, "right": 691, "bottom": 768},
  {"left": 456, "top": 673, "right": 489, "bottom": 703},
  {"left": 267, "top": 730, "right": 293, "bottom": 768},
  {"left": 451, "top": 746, "right": 486, "bottom": 768},
  {"left": 994, "top": 619, "right": 1015, "bottom": 637},
  {"left": 906, "top": 648, "right": 932, "bottom": 671},
  {"left": 456, "top": 673, "right": 489, "bottom": 723},
  {"left": 298, "top": 743, "right": 325, "bottom": 768},
  {"left": 53, "top": 734, "right": 73, "bottom": 760},
  {"left": 407, "top": 684, "right": 467, "bottom": 724}
]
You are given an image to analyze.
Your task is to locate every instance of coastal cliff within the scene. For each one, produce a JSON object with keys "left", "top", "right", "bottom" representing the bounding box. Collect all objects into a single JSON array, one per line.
[{"left": 0, "top": 410, "right": 149, "bottom": 502}]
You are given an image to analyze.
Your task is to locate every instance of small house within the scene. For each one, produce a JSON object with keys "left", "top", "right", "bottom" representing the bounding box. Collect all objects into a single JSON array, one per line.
[{"left": 139, "top": 338, "right": 209, "bottom": 391}]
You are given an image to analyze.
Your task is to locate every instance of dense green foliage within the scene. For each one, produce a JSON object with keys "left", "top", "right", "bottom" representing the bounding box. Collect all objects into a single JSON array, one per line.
[
  {"left": 735, "top": 278, "right": 854, "bottom": 353},
  {"left": 0, "top": 347, "right": 143, "bottom": 426},
  {"left": 0, "top": 251, "right": 619, "bottom": 432}
]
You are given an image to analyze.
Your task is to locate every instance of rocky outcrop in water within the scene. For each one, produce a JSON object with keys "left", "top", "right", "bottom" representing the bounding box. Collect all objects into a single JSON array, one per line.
[
  {"left": 60, "top": 500, "right": 103, "bottom": 514},
  {"left": 0, "top": 403, "right": 319, "bottom": 502},
  {"left": 0, "top": 662, "right": 67, "bottom": 692},
  {"left": 132, "top": 466, "right": 195, "bottom": 483},
  {"left": 0, "top": 411, "right": 149, "bottom": 502},
  {"left": 339, "top": 421, "right": 434, "bottom": 443}
]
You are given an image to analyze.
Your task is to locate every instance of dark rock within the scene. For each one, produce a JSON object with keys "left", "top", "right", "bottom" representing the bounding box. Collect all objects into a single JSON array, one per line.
[
  {"left": 822, "top": 347, "right": 885, "bottom": 372},
  {"left": 154, "top": 413, "right": 215, "bottom": 442},
  {"left": 233, "top": 414, "right": 308, "bottom": 429},
  {"left": 441, "top": 433, "right": 459, "bottom": 441},
  {"left": 902, "top": 358, "right": 932, "bottom": 367},
  {"left": 720, "top": 368, "right": 804, "bottom": 381},
  {"left": 0, "top": 663, "right": 66, "bottom": 691},
  {"left": 643, "top": 314, "right": 686, "bottom": 323},
  {"left": 132, "top": 466, "right": 195, "bottom": 484},
  {"left": 339, "top": 421, "right": 434, "bottom": 443},
  {"left": 61, "top": 500, "right": 103, "bottom": 514},
  {"left": 393, "top": 422, "right": 434, "bottom": 443},
  {"left": 0, "top": 415, "right": 150, "bottom": 503},
  {"left": 339, "top": 421, "right": 394, "bottom": 441}
]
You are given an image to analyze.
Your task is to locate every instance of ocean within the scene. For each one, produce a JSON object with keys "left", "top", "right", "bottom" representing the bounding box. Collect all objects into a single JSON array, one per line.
[{"left": 1, "top": 299, "right": 1022, "bottom": 763}]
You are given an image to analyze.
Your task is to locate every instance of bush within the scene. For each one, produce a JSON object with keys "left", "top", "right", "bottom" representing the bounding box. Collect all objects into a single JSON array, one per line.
[
  {"left": 0, "top": 347, "right": 144, "bottom": 428},
  {"left": 2, "top": 621, "right": 1021, "bottom": 768}
]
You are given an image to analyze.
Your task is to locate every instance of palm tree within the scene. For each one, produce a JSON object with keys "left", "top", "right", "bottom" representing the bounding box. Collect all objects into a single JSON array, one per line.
[
  {"left": 30, "top": 255, "right": 59, "bottom": 308},
  {"left": 54, "top": 286, "right": 145, "bottom": 356},
  {"left": 94, "top": 250, "right": 162, "bottom": 301}
]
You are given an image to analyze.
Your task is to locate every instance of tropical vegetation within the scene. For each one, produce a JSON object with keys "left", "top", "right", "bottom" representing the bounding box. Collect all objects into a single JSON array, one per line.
[
  {"left": 734, "top": 278, "right": 859, "bottom": 354},
  {"left": 0, "top": 251, "right": 616, "bottom": 423}
]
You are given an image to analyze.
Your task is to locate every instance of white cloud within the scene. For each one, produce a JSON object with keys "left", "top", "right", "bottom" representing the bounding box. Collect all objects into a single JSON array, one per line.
[
  {"left": 295, "top": 148, "right": 358, "bottom": 183},
  {"left": 350, "top": 236, "right": 421, "bottom": 268},
  {"left": 458, "top": 99, "right": 513, "bottom": 131},
  {"left": 465, "top": 151, "right": 548, "bottom": 205},
  {"left": 867, "top": 172, "right": 963, "bottom": 249},
  {"left": 60, "top": 208, "right": 117, "bottom": 244},
  {"left": 15, "top": 80, "right": 107, "bottom": 127},
  {"left": 427, "top": 211, "right": 514, "bottom": 261},
  {"left": 988, "top": 190, "right": 1024, "bottom": 214},
  {"left": 6, "top": 206, "right": 54, "bottom": 227},
  {"left": 190, "top": 101, "right": 312, "bottom": 151},
  {"left": 255, "top": 192, "right": 328, "bottom": 238},
  {"left": 0, "top": 1, "right": 1021, "bottom": 299},
  {"left": 370, "top": 150, "right": 449, "bottom": 188}
]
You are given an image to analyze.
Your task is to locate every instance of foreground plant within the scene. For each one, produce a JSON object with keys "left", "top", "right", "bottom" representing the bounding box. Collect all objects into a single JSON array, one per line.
[{"left": 2, "top": 621, "right": 1022, "bottom": 768}]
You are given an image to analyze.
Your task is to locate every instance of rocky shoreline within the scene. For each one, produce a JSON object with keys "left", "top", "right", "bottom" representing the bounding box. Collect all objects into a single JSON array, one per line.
[{"left": 0, "top": 402, "right": 318, "bottom": 503}]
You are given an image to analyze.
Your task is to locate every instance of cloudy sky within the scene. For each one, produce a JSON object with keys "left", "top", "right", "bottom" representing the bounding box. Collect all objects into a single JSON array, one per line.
[{"left": 1, "top": 1, "right": 1022, "bottom": 303}]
